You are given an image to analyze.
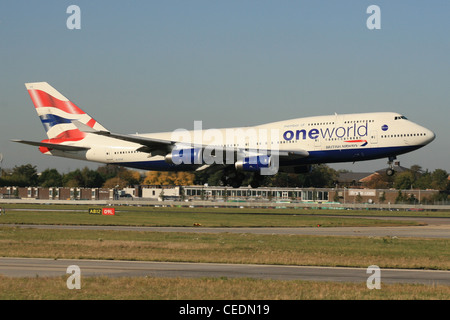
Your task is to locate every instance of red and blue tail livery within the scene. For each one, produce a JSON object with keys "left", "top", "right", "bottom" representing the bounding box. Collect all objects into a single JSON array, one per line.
[
  {"left": 24, "top": 82, "right": 107, "bottom": 153},
  {"left": 13, "top": 82, "right": 436, "bottom": 187}
]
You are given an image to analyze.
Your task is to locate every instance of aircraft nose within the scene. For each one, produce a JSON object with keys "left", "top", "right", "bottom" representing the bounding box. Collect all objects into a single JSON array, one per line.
[{"left": 423, "top": 128, "right": 436, "bottom": 145}]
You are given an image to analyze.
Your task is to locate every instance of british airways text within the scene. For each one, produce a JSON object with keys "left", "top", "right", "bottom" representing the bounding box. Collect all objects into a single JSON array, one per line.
[{"left": 283, "top": 123, "right": 368, "bottom": 141}]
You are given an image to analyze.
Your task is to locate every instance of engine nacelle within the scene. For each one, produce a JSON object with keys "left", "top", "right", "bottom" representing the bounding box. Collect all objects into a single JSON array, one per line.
[
  {"left": 235, "top": 155, "right": 272, "bottom": 172},
  {"left": 165, "top": 148, "right": 203, "bottom": 165}
]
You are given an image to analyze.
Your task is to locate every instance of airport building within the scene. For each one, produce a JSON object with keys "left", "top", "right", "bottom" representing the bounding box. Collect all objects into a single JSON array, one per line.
[
  {"left": 0, "top": 186, "right": 113, "bottom": 201},
  {"left": 0, "top": 185, "right": 440, "bottom": 205}
]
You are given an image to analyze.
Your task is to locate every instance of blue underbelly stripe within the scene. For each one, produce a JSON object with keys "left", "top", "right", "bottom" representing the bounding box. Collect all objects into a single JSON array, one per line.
[{"left": 114, "top": 145, "right": 424, "bottom": 171}]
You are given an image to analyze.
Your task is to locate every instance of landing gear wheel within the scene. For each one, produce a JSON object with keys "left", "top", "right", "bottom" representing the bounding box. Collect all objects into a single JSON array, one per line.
[
  {"left": 221, "top": 171, "right": 245, "bottom": 188},
  {"left": 229, "top": 179, "right": 242, "bottom": 188},
  {"left": 386, "top": 156, "right": 396, "bottom": 176},
  {"left": 250, "top": 173, "right": 264, "bottom": 188},
  {"left": 250, "top": 180, "right": 260, "bottom": 188},
  {"left": 386, "top": 168, "right": 395, "bottom": 176}
]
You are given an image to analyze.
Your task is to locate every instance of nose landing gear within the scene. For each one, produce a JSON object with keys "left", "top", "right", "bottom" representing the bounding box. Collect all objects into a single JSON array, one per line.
[{"left": 386, "top": 156, "right": 396, "bottom": 176}]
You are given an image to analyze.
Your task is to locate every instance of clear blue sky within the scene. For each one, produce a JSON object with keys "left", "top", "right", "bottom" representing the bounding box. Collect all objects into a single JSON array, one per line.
[{"left": 0, "top": 1, "right": 449, "bottom": 174}]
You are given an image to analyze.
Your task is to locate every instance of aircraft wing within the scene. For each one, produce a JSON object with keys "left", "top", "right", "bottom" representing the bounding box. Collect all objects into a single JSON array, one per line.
[
  {"left": 11, "top": 139, "right": 90, "bottom": 151},
  {"left": 72, "top": 120, "right": 174, "bottom": 153},
  {"left": 73, "top": 120, "right": 309, "bottom": 159}
]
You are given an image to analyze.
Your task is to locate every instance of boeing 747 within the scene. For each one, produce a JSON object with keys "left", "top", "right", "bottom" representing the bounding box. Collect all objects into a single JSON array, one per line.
[{"left": 13, "top": 82, "right": 435, "bottom": 188}]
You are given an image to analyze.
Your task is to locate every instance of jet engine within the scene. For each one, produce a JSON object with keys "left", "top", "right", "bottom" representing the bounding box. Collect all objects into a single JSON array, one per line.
[
  {"left": 235, "top": 155, "right": 272, "bottom": 172},
  {"left": 165, "top": 148, "right": 203, "bottom": 165}
]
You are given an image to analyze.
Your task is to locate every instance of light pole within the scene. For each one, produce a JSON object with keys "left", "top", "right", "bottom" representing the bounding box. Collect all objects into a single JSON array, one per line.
[
  {"left": 0, "top": 153, "right": 3, "bottom": 177},
  {"left": 344, "top": 187, "right": 346, "bottom": 204}
]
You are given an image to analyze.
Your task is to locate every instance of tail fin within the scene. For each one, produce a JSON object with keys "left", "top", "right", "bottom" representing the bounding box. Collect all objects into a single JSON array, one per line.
[{"left": 25, "top": 82, "right": 107, "bottom": 143}]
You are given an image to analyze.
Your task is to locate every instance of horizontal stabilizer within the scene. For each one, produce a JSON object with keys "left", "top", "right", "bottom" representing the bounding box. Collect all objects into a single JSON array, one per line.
[{"left": 11, "top": 139, "right": 90, "bottom": 152}]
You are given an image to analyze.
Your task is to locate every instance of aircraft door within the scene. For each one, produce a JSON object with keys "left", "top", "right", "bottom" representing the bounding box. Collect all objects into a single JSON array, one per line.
[
  {"left": 370, "top": 130, "right": 378, "bottom": 144},
  {"left": 314, "top": 136, "right": 321, "bottom": 149},
  {"left": 105, "top": 147, "right": 113, "bottom": 161}
]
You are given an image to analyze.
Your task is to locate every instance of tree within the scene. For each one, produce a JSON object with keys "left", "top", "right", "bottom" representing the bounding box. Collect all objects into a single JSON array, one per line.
[
  {"left": 143, "top": 171, "right": 161, "bottom": 185},
  {"left": 379, "top": 191, "right": 386, "bottom": 203},
  {"left": 61, "top": 167, "right": 107, "bottom": 188},
  {"left": 3, "top": 164, "right": 39, "bottom": 187},
  {"left": 97, "top": 165, "right": 123, "bottom": 181},
  {"left": 174, "top": 172, "right": 195, "bottom": 186},
  {"left": 103, "top": 176, "right": 129, "bottom": 189},
  {"left": 62, "top": 169, "right": 83, "bottom": 187},
  {"left": 117, "top": 168, "right": 141, "bottom": 185},
  {"left": 355, "top": 193, "right": 363, "bottom": 203},
  {"left": 81, "top": 167, "right": 105, "bottom": 188},
  {"left": 415, "top": 170, "right": 432, "bottom": 190},
  {"left": 38, "top": 168, "right": 63, "bottom": 187},
  {"left": 410, "top": 165, "right": 423, "bottom": 181},
  {"left": 301, "top": 165, "right": 338, "bottom": 188},
  {"left": 394, "top": 171, "right": 415, "bottom": 190},
  {"left": 431, "top": 169, "right": 449, "bottom": 191},
  {"left": 395, "top": 190, "right": 406, "bottom": 204},
  {"left": 269, "top": 172, "right": 291, "bottom": 187},
  {"left": 364, "top": 173, "right": 389, "bottom": 189},
  {"left": 143, "top": 171, "right": 194, "bottom": 186}
]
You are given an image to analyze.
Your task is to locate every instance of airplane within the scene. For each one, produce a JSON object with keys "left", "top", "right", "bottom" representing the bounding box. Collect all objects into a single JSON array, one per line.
[{"left": 13, "top": 82, "right": 436, "bottom": 188}]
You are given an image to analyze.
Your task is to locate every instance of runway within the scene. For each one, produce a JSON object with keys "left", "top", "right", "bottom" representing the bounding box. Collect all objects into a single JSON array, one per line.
[
  {"left": 1, "top": 221, "right": 448, "bottom": 285},
  {"left": 2, "top": 221, "right": 450, "bottom": 238},
  {"left": 1, "top": 257, "right": 449, "bottom": 285}
]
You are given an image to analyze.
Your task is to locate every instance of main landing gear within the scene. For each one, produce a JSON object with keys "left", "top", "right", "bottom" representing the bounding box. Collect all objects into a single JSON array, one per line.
[
  {"left": 386, "top": 156, "right": 396, "bottom": 176},
  {"left": 249, "top": 173, "right": 265, "bottom": 189},
  {"left": 220, "top": 169, "right": 245, "bottom": 188}
]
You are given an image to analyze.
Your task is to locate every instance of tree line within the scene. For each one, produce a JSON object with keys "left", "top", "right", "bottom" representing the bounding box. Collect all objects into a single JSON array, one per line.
[
  {"left": 0, "top": 164, "right": 198, "bottom": 189},
  {"left": 1, "top": 163, "right": 449, "bottom": 194}
]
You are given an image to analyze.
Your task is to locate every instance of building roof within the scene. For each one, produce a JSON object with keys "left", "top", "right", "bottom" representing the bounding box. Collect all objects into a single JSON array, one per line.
[
  {"left": 374, "top": 161, "right": 410, "bottom": 175},
  {"left": 338, "top": 172, "right": 373, "bottom": 184},
  {"left": 337, "top": 162, "right": 410, "bottom": 185}
]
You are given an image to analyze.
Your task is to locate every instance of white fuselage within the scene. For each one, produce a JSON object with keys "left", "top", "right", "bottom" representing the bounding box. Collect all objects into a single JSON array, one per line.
[{"left": 48, "top": 112, "right": 435, "bottom": 171}]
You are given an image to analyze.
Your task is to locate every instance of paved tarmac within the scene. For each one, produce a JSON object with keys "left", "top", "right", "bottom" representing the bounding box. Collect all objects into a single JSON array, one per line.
[
  {"left": 0, "top": 219, "right": 448, "bottom": 285},
  {"left": 2, "top": 220, "right": 450, "bottom": 238},
  {"left": 1, "top": 257, "right": 449, "bottom": 285}
]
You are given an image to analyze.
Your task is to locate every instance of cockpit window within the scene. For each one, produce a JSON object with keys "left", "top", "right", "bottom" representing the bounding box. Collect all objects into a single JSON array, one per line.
[{"left": 394, "top": 116, "right": 408, "bottom": 120}]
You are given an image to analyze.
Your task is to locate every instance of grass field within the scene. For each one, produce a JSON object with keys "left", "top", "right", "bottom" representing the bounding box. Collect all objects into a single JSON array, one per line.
[
  {"left": 0, "top": 227, "right": 448, "bottom": 270},
  {"left": 1, "top": 276, "right": 449, "bottom": 300},
  {"left": 0, "top": 203, "right": 436, "bottom": 227},
  {"left": 0, "top": 203, "right": 449, "bottom": 300}
]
